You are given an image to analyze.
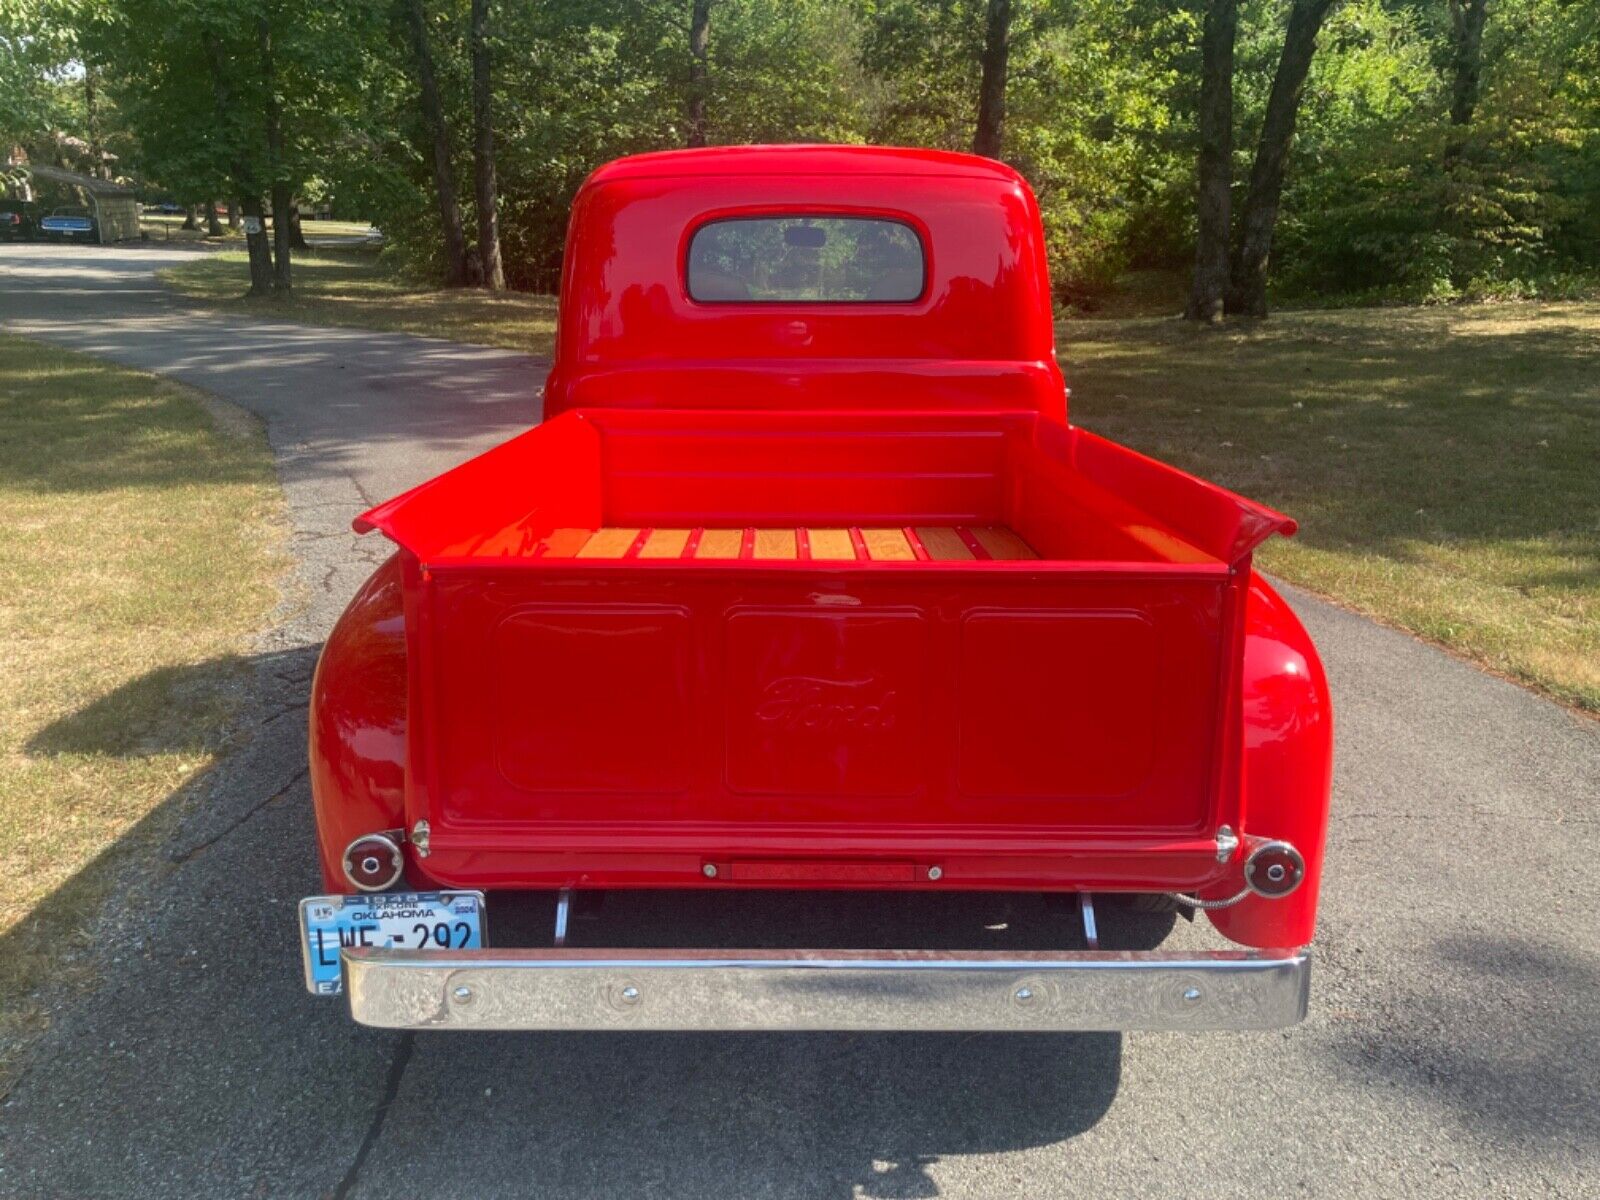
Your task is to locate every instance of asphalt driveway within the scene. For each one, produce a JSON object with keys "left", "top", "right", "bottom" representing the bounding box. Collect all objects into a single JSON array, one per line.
[{"left": 1, "top": 244, "right": 1596, "bottom": 1198}]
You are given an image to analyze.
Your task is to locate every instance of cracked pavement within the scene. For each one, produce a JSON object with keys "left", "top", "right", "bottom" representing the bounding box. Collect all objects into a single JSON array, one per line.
[{"left": 1, "top": 244, "right": 1597, "bottom": 1198}]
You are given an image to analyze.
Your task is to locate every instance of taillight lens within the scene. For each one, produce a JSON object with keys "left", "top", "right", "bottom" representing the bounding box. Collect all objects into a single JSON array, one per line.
[{"left": 342, "top": 833, "right": 405, "bottom": 892}]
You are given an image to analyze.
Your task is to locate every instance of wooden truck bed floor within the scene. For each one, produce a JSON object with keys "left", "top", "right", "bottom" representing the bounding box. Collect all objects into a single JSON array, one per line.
[{"left": 555, "top": 525, "right": 1038, "bottom": 562}]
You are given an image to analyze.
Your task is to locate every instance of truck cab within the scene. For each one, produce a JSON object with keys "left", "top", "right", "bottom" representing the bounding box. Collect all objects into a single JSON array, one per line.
[{"left": 303, "top": 146, "right": 1331, "bottom": 1032}]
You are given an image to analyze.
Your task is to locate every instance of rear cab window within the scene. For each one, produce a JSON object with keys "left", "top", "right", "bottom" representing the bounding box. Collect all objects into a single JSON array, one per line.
[{"left": 687, "top": 216, "right": 925, "bottom": 304}]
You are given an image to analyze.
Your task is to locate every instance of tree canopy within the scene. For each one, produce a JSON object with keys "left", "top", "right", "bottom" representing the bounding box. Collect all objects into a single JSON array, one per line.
[{"left": 6, "top": 0, "right": 1597, "bottom": 309}]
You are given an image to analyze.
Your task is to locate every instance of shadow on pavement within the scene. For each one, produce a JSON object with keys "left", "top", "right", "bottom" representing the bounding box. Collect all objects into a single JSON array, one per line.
[
  {"left": 3, "top": 646, "right": 1144, "bottom": 1198},
  {"left": 367, "top": 1025, "right": 1123, "bottom": 1200},
  {"left": 1316, "top": 929, "right": 1600, "bottom": 1148}
]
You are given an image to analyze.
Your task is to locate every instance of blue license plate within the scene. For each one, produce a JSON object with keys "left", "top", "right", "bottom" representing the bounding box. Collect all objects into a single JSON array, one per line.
[{"left": 298, "top": 891, "right": 486, "bottom": 995}]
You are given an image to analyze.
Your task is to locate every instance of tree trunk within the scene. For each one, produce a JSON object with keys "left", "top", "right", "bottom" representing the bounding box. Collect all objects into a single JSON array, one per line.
[
  {"left": 1444, "top": 0, "right": 1491, "bottom": 282},
  {"left": 289, "top": 206, "right": 309, "bottom": 250},
  {"left": 1185, "top": 0, "right": 1237, "bottom": 324},
  {"left": 271, "top": 184, "right": 294, "bottom": 292},
  {"left": 1448, "top": 0, "right": 1490, "bottom": 131},
  {"left": 241, "top": 195, "right": 275, "bottom": 296},
  {"left": 229, "top": 199, "right": 242, "bottom": 230},
  {"left": 1227, "top": 0, "right": 1339, "bottom": 317},
  {"left": 182, "top": 205, "right": 199, "bottom": 231},
  {"left": 406, "top": 0, "right": 470, "bottom": 285},
  {"left": 205, "top": 199, "right": 224, "bottom": 236},
  {"left": 686, "top": 0, "right": 712, "bottom": 148},
  {"left": 259, "top": 17, "right": 291, "bottom": 293},
  {"left": 469, "top": 0, "right": 505, "bottom": 290},
  {"left": 202, "top": 32, "right": 273, "bottom": 296},
  {"left": 84, "top": 64, "right": 108, "bottom": 180},
  {"left": 972, "top": 0, "right": 1012, "bottom": 159}
]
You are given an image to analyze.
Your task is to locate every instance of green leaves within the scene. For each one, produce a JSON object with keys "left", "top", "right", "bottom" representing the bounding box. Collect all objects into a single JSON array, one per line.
[{"left": 20, "top": 0, "right": 1591, "bottom": 303}]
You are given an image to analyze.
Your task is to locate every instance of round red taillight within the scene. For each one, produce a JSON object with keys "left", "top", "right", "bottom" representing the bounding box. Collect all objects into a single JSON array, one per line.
[
  {"left": 342, "top": 832, "right": 404, "bottom": 892},
  {"left": 1244, "top": 840, "right": 1305, "bottom": 899}
]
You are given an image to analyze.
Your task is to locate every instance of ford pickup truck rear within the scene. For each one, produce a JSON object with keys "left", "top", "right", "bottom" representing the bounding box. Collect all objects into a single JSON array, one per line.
[{"left": 302, "top": 146, "right": 1332, "bottom": 1032}]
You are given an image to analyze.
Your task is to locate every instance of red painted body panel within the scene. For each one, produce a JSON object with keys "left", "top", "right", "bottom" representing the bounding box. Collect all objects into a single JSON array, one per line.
[
  {"left": 309, "top": 147, "right": 1333, "bottom": 950},
  {"left": 542, "top": 147, "right": 1062, "bottom": 422},
  {"left": 1206, "top": 576, "right": 1334, "bottom": 948},
  {"left": 309, "top": 555, "right": 407, "bottom": 892},
  {"left": 310, "top": 559, "right": 1330, "bottom": 948}
]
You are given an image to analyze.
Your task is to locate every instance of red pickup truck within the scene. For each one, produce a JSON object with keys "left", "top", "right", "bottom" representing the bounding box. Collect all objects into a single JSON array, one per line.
[{"left": 300, "top": 146, "right": 1332, "bottom": 1032}]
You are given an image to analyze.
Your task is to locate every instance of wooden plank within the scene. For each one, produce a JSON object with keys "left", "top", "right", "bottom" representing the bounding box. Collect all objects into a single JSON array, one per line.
[
  {"left": 474, "top": 524, "right": 541, "bottom": 556},
  {"left": 638, "top": 528, "right": 691, "bottom": 559},
  {"left": 753, "top": 528, "right": 797, "bottom": 559},
  {"left": 914, "top": 526, "right": 974, "bottom": 561},
  {"left": 695, "top": 528, "right": 744, "bottom": 559},
  {"left": 861, "top": 528, "right": 915, "bottom": 561},
  {"left": 540, "top": 528, "right": 594, "bottom": 558},
  {"left": 574, "top": 527, "right": 641, "bottom": 558},
  {"left": 806, "top": 528, "right": 857, "bottom": 560},
  {"left": 972, "top": 526, "right": 1038, "bottom": 560}
]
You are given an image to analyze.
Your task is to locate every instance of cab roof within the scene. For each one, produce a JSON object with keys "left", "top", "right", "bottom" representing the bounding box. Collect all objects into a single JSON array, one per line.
[{"left": 582, "top": 144, "right": 1026, "bottom": 188}]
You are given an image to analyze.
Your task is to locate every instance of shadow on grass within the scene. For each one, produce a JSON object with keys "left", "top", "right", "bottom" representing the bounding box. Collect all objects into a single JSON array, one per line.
[
  {"left": 25, "top": 658, "right": 252, "bottom": 758},
  {"left": 1067, "top": 309, "right": 1600, "bottom": 586},
  {"left": 0, "top": 355, "right": 273, "bottom": 496},
  {"left": 2, "top": 646, "right": 319, "bottom": 1087}
]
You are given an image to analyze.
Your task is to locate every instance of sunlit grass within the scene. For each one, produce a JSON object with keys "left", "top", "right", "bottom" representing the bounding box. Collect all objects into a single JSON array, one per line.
[
  {"left": 140, "top": 215, "right": 376, "bottom": 243},
  {"left": 160, "top": 248, "right": 558, "bottom": 355},
  {"left": 1062, "top": 302, "right": 1600, "bottom": 711},
  {"left": 0, "top": 336, "right": 286, "bottom": 1089}
]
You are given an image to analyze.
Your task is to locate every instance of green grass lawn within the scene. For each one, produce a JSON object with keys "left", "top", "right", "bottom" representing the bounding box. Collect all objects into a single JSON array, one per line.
[
  {"left": 159, "top": 247, "right": 1599, "bottom": 712},
  {"left": 0, "top": 336, "right": 285, "bottom": 1090},
  {"left": 140, "top": 215, "right": 376, "bottom": 244},
  {"left": 140, "top": 215, "right": 241, "bottom": 244},
  {"left": 1065, "top": 303, "right": 1599, "bottom": 711},
  {"left": 160, "top": 247, "right": 558, "bottom": 353}
]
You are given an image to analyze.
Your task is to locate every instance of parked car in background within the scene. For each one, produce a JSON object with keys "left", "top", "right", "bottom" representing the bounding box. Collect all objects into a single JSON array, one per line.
[
  {"left": 0, "top": 200, "right": 40, "bottom": 241},
  {"left": 40, "top": 206, "right": 98, "bottom": 242}
]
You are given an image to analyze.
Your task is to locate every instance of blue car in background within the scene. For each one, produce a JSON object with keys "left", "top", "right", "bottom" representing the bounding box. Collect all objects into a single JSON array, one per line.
[{"left": 40, "top": 206, "right": 98, "bottom": 242}]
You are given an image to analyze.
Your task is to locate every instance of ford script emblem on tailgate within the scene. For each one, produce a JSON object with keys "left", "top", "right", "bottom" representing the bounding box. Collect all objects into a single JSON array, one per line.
[{"left": 755, "top": 675, "right": 898, "bottom": 733}]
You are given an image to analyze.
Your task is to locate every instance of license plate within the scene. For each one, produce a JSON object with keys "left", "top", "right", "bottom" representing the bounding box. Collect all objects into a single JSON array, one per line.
[{"left": 298, "top": 891, "right": 486, "bottom": 995}]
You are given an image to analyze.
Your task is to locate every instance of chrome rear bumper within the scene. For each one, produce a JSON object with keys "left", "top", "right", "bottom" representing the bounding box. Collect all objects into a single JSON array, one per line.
[{"left": 343, "top": 946, "right": 1310, "bottom": 1032}]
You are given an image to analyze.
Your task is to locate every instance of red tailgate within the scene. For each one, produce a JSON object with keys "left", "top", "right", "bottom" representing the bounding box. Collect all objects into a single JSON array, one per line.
[{"left": 400, "top": 559, "right": 1238, "bottom": 889}]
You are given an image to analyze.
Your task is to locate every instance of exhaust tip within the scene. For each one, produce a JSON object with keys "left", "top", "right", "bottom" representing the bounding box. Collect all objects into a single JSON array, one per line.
[
  {"left": 1244, "top": 840, "right": 1305, "bottom": 899},
  {"left": 343, "top": 832, "right": 404, "bottom": 892}
]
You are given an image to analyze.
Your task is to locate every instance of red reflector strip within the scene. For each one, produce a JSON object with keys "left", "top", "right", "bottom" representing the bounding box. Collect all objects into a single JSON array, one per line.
[{"left": 729, "top": 860, "right": 917, "bottom": 883}]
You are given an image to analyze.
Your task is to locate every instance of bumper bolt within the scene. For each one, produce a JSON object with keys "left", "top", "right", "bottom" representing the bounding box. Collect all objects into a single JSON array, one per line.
[
  {"left": 927, "top": 866, "right": 943, "bottom": 881},
  {"left": 1182, "top": 987, "right": 1202, "bottom": 1004},
  {"left": 620, "top": 985, "right": 640, "bottom": 1004},
  {"left": 1014, "top": 986, "right": 1034, "bottom": 1003},
  {"left": 452, "top": 985, "right": 473, "bottom": 1004},
  {"left": 702, "top": 863, "right": 718, "bottom": 879}
]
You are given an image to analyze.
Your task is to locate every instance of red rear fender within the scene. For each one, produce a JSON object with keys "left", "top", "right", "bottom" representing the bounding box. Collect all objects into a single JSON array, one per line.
[
  {"left": 309, "top": 555, "right": 411, "bottom": 891},
  {"left": 1206, "top": 574, "right": 1334, "bottom": 948}
]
